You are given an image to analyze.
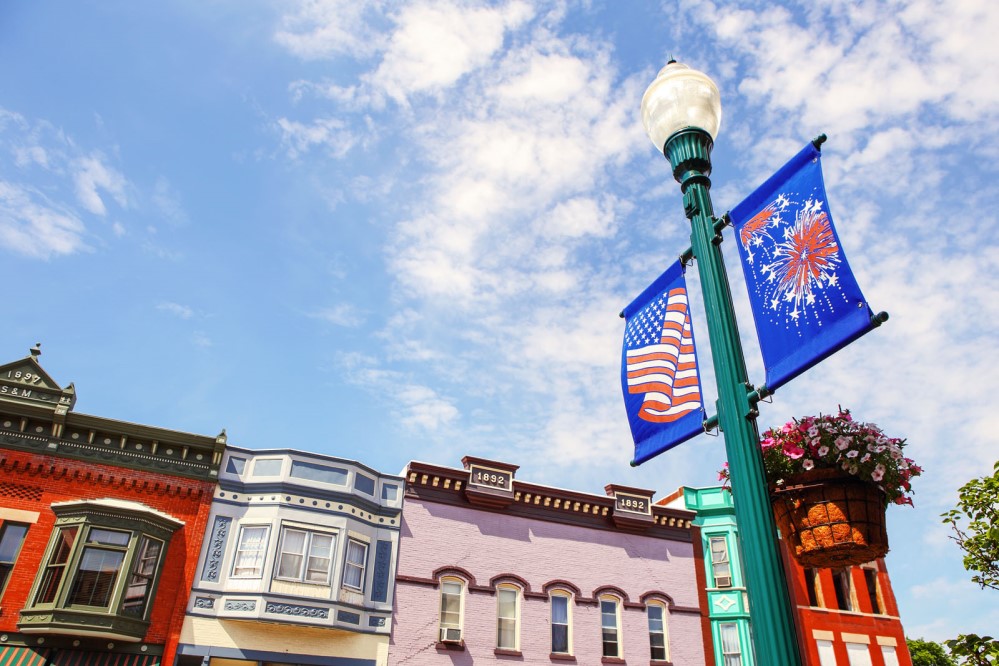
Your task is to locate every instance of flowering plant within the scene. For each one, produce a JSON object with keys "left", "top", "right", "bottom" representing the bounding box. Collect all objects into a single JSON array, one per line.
[{"left": 719, "top": 409, "right": 921, "bottom": 506}]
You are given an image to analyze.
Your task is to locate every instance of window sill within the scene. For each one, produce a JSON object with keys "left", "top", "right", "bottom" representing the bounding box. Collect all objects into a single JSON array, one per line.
[
  {"left": 435, "top": 641, "right": 465, "bottom": 652},
  {"left": 601, "top": 659, "right": 626, "bottom": 665},
  {"left": 651, "top": 661, "right": 674, "bottom": 666},
  {"left": 550, "top": 654, "right": 576, "bottom": 662},
  {"left": 19, "top": 608, "right": 150, "bottom": 641},
  {"left": 494, "top": 649, "right": 522, "bottom": 657}
]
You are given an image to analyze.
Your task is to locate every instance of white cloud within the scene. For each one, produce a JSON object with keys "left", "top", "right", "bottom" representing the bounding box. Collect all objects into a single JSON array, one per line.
[
  {"left": 275, "top": 0, "right": 389, "bottom": 60},
  {"left": 310, "top": 303, "right": 364, "bottom": 327},
  {"left": 151, "top": 177, "right": 189, "bottom": 227},
  {"left": 157, "top": 302, "right": 194, "bottom": 319},
  {"left": 0, "top": 181, "right": 89, "bottom": 258},
  {"left": 73, "top": 153, "right": 128, "bottom": 216},
  {"left": 370, "top": 0, "right": 534, "bottom": 104},
  {"left": 276, "top": 117, "right": 357, "bottom": 159}
]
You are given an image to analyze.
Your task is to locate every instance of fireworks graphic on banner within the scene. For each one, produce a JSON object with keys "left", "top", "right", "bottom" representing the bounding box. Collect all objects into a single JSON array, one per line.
[{"left": 739, "top": 192, "right": 848, "bottom": 329}]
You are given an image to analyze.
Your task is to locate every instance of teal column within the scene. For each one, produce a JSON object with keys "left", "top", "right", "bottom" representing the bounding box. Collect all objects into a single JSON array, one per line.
[{"left": 664, "top": 129, "right": 802, "bottom": 665}]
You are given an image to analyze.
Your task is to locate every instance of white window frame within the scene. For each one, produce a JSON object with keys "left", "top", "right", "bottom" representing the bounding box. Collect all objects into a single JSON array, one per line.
[
  {"left": 816, "top": 639, "right": 837, "bottom": 666},
  {"left": 550, "top": 591, "right": 572, "bottom": 655},
  {"left": 274, "top": 526, "right": 336, "bottom": 585},
  {"left": 496, "top": 584, "right": 520, "bottom": 651},
  {"left": 341, "top": 538, "right": 368, "bottom": 592},
  {"left": 231, "top": 525, "right": 269, "bottom": 579},
  {"left": 438, "top": 577, "right": 465, "bottom": 642},
  {"left": 719, "top": 622, "right": 743, "bottom": 666},
  {"left": 880, "top": 645, "right": 900, "bottom": 666},
  {"left": 647, "top": 601, "right": 669, "bottom": 662},
  {"left": 710, "top": 535, "right": 732, "bottom": 588},
  {"left": 846, "top": 642, "right": 873, "bottom": 666},
  {"left": 600, "top": 595, "right": 622, "bottom": 659}
]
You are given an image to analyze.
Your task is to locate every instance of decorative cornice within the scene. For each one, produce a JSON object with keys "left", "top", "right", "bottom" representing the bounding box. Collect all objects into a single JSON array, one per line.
[
  {"left": 0, "top": 455, "right": 208, "bottom": 497},
  {"left": 405, "top": 460, "right": 695, "bottom": 541}
]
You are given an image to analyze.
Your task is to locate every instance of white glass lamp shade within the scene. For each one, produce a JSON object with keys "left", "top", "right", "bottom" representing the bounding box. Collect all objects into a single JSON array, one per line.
[{"left": 641, "top": 61, "right": 722, "bottom": 151}]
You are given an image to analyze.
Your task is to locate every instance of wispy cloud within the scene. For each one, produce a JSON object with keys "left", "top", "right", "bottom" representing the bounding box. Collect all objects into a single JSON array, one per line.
[
  {"left": 157, "top": 301, "right": 194, "bottom": 319},
  {"left": 310, "top": 303, "right": 364, "bottom": 327},
  {"left": 0, "top": 181, "right": 89, "bottom": 258},
  {"left": 72, "top": 152, "right": 128, "bottom": 216}
]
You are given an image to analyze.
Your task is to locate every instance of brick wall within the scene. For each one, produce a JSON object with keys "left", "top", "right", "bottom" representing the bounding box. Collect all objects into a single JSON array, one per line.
[
  {"left": 390, "top": 496, "right": 707, "bottom": 664},
  {"left": 0, "top": 449, "right": 215, "bottom": 664}
]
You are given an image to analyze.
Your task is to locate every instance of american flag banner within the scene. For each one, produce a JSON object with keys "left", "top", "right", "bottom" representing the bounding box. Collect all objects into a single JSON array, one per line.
[
  {"left": 621, "top": 261, "right": 705, "bottom": 465},
  {"left": 731, "top": 141, "right": 876, "bottom": 391}
]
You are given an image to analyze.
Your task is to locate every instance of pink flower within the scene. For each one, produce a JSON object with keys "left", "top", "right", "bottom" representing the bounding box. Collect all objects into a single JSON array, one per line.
[
  {"left": 871, "top": 464, "right": 885, "bottom": 482},
  {"left": 817, "top": 445, "right": 829, "bottom": 457},
  {"left": 802, "top": 459, "right": 815, "bottom": 471},
  {"left": 783, "top": 443, "right": 805, "bottom": 459},
  {"left": 835, "top": 436, "right": 852, "bottom": 450},
  {"left": 846, "top": 450, "right": 859, "bottom": 459}
]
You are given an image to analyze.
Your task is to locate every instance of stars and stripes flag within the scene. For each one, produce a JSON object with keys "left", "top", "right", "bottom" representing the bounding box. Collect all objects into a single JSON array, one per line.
[
  {"left": 621, "top": 261, "right": 705, "bottom": 465},
  {"left": 730, "top": 140, "right": 877, "bottom": 391}
]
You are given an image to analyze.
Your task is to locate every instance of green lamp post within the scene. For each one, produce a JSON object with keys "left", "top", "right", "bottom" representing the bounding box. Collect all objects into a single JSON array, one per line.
[{"left": 640, "top": 60, "right": 803, "bottom": 665}]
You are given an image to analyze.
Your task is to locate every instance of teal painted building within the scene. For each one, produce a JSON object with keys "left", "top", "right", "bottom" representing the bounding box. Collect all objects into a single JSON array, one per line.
[{"left": 661, "top": 486, "right": 754, "bottom": 666}]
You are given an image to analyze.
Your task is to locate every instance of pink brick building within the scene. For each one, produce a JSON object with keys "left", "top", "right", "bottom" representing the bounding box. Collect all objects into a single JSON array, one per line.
[{"left": 390, "top": 457, "right": 712, "bottom": 665}]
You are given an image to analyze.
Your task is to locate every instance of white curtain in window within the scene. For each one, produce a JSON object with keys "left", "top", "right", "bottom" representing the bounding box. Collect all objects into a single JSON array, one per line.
[
  {"left": 551, "top": 596, "right": 569, "bottom": 653},
  {"left": 277, "top": 530, "right": 306, "bottom": 578},
  {"left": 342, "top": 540, "right": 366, "bottom": 589},
  {"left": 880, "top": 646, "right": 900, "bottom": 666}
]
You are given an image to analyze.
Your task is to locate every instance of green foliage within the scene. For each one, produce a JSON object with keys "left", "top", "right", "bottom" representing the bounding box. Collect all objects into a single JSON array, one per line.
[
  {"left": 908, "top": 637, "right": 958, "bottom": 665},
  {"left": 940, "top": 461, "right": 999, "bottom": 664},
  {"left": 944, "top": 634, "right": 999, "bottom": 665},
  {"left": 942, "top": 461, "right": 999, "bottom": 591}
]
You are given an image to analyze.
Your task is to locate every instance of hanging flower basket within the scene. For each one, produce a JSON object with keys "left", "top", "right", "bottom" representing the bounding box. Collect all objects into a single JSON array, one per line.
[
  {"left": 719, "top": 409, "right": 921, "bottom": 568},
  {"left": 770, "top": 468, "right": 889, "bottom": 568}
]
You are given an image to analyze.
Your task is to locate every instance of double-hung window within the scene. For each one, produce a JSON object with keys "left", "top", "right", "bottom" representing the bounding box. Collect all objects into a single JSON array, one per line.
[
  {"left": 232, "top": 526, "right": 269, "bottom": 578},
  {"left": 719, "top": 622, "right": 742, "bottom": 666},
  {"left": 342, "top": 539, "right": 367, "bottom": 591},
  {"left": 710, "top": 536, "right": 732, "bottom": 587},
  {"left": 550, "top": 592, "right": 571, "bottom": 655},
  {"left": 276, "top": 527, "right": 335, "bottom": 584},
  {"left": 438, "top": 578, "right": 464, "bottom": 642},
  {"left": 20, "top": 499, "right": 180, "bottom": 641},
  {"left": 647, "top": 603, "right": 669, "bottom": 661},
  {"left": 833, "top": 568, "right": 854, "bottom": 611},
  {"left": 600, "top": 597, "right": 621, "bottom": 658},
  {"left": 496, "top": 586, "right": 519, "bottom": 650},
  {"left": 0, "top": 522, "right": 29, "bottom": 596}
]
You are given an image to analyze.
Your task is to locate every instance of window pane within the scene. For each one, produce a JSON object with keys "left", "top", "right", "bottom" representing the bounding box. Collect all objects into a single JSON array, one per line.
[
  {"left": 816, "top": 639, "right": 837, "bottom": 666},
  {"left": 343, "top": 540, "right": 367, "bottom": 590},
  {"left": 552, "top": 625, "right": 569, "bottom": 653},
  {"left": 225, "top": 457, "right": 246, "bottom": 474},
  {"left": 233, "top": 527, "right": 268, "bottom": 577},
  {"left": 252, "top": 458, "right": 283, "bottom": 476},
  {"left": 648, "top": 604, "right": 667, "bottom": 660},
  {"left": 0, "top": 523, "right": 29, "bottom": 592},
  {"left": 123, "top": 537, "right": 161, "bottom": 618},
  {"left": 440, "top": 582, "right": 462, "bottom": 629},
  {"left": 864, "top": 569, "right": 882, "bottom": 614},
  {"left": 305, "top": 533, "right": 334, "bottom": 583},
  {"left": 381, "top": 484, "right": 398, "bottom": 501},
  {"left": 551, "top": 596, "right": 568, "bottom": 624},
  {"left": 846, "top": 643, "right": 873, "bottom": 666},
  {"left": 290, "top": 461, "right": 347, "bottom": 485},
  {"left": 68, "top": 547, "right": 125, "bottom": 607},
  {"left": 720, "top": 623, "right": 741, "bottom": 653},
  {"left": 88, "top": 528, "right": 130, "bottom": 547},
  {"left": 36, "top": 526, "right": 79, "bottom": 604},
  {"left": 354, "top": 474, "right": 375, "bottom": 496},
  {"left": 834, "top": 569, "right": 853, "bottom": 611},
  {"left": 601, "top": 600, "right": 619, "bottom": 657},
  {"left": 880, "top": 646, "right": 900, "bottom": 666}
]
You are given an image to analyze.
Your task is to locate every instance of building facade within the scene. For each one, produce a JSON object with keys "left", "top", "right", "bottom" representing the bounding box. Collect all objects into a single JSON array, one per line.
[
  {"left": 0, "top": 348, "right": 224, "bottom": 666},
  {"left": 177, "top": 446, "right": 404, "bottom": 666},
  {"left": 660, "top": 486, "right": 755, "bottom": 666},
  {"left": 666, "top": 485, "right": 912, "bottom": 666},
  {"left": 390, "top": 456, "right": 712, "bottom": 665}
]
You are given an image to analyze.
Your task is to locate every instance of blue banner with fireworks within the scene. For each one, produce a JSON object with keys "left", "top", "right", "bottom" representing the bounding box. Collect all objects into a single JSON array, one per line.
[
  {"left": 730, "top": 141, "right": 875, "bottom": 391},
  {"left": 621, "top": 261, "right": 705, "bottom": 465}
]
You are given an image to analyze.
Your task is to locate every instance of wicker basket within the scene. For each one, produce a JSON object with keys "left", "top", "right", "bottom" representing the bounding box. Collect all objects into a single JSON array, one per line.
[{"left": 770, "top": 468, "right": 889, "bottom": 568}]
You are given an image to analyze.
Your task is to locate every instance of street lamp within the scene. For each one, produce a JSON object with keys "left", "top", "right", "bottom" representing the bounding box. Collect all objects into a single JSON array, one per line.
[{"left": 641, "top": 60, "right": 803, "bottom": 665}]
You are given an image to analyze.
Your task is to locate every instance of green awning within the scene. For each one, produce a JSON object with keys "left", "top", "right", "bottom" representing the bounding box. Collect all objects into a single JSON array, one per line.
[{"left": 0, "top": 647, "right": 49, "bottom": 666}]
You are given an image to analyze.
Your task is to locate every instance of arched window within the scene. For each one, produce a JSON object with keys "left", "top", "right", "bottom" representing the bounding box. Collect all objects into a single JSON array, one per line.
[
  {"left": 496, "top": 584, "right": 520, "bottom": 651},
  {"left": 599, "top": 594, "right": 622, "bottom": 658},
  {"left": 438, "top": 577, "right": 465, "bottom": 643},
  {"left": 550, "top": 590, "right": 572, "bottom": 655},
  {"left": 647, "top": 601, "right": 669, "bottom": 662}
]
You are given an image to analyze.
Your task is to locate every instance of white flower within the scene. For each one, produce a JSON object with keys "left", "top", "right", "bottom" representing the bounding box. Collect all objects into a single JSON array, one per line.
[
  {"left": 802, "top": 459, "right": 815, "bottom": 471},
  {"left": 817, "top": 445, "right": 830, "bottom": 457}
]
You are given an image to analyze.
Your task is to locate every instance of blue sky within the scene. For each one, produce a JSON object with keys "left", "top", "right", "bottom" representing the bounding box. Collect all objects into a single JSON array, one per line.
[{"left": 2, "top": 0, "right": 997, "bottom": 645}]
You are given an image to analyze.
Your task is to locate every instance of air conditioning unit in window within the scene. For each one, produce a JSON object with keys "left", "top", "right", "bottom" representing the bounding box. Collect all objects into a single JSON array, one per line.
[
  {"left": 439, "top": 627, "right": 462, "bottom": 643},
  {"left": 715, "top": 576, "right": 732, "bottom": 588}
]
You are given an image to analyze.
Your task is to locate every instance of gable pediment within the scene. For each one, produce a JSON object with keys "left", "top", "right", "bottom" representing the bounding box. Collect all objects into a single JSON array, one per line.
[{"left": 0, "top": 347, "right": 76, "bottom": 411}]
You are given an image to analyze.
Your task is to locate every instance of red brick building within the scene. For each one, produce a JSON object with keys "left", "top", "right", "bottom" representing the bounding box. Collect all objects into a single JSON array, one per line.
[
  {"left": 0, "top": 348, "right": 224, "bottom": 666},
  {"left": 786, "top": 556, "right": 912, "bottom": 666}
]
